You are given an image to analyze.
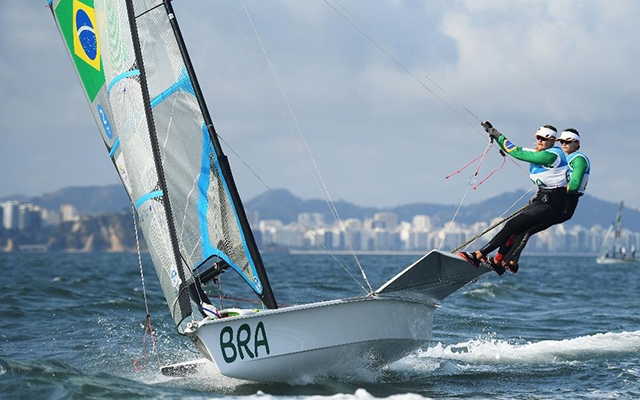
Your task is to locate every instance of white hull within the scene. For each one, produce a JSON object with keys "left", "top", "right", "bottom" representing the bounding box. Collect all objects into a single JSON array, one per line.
[
  {"left": 596, "top": 257, "right": 637, "bottom": 264},
  {"left": 182, "top": 250, "right": 490, "bottom": 382},
  {"left": 186, "top": 296, "right": 433, "bottom": 382}
]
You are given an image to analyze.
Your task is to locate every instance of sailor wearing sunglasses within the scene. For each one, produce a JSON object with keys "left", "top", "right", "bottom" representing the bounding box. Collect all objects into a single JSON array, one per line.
[
  {"left": 458, "top": 121, "right": 568, "bottom": 274},
  {"left": 501, "top": 129, "right": 591, "bottom": 269}
]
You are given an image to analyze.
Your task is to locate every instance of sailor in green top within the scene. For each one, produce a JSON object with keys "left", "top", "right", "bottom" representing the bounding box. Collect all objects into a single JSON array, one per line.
[
  {"left": 503, "top": 129, "right": 590, "bottom": 270},
  {"left": 458, "top": 121, "right": 568, "bottom": 275}
]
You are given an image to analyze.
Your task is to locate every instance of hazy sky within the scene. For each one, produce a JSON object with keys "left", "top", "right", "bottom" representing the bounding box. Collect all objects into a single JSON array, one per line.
[{"left": 2, "top": 1, "right": 639, "bottom": 211}]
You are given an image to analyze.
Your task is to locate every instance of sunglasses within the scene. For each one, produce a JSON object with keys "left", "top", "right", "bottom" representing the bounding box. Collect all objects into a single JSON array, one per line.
[
  {"left": 535, "top": 136, "right": 552, "bottom": 142},
  {"left": 558, "top": 140, "right": 575, "bottom": 145}
]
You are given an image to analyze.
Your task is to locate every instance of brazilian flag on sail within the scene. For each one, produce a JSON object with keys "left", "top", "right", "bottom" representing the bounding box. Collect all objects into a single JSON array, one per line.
[{"left": 55, "top": 0, "right": 105, "bottom": 102}]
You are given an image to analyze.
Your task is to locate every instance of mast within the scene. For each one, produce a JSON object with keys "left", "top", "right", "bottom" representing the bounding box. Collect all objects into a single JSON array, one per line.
[
  {"left": 125, "top": 0, "right": 192, "bottom": 321},
  {"left": 614, "top": 202, "right": 624, "bottom": 256},
  {"left": 161, "top": 0, "right": 277, "bottom": 309}
]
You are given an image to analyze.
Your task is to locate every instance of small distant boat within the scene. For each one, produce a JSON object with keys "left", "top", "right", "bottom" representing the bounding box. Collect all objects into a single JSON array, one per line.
[{"left": 596, "top": 202, "right": 637, "bottom": 264}]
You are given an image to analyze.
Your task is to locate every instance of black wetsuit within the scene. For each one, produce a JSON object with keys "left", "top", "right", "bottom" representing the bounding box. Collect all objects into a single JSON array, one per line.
[
  {"left": 504, "top": 150, "right": 590, "bottom": 264},
  {"left": 478, "top": 134, "right": 569, "bottom": 259},
  {"left": 479, "top": 187, "right": 568, "bottom": 256},
  {"left": 503, "top": 193, "right": 581, "bottom": 263}
]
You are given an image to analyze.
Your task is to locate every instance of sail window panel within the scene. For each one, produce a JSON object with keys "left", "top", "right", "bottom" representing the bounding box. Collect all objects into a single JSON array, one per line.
[
  {"left": 206, "top": 162, "right": 260, "bottom": 291},
  {"left": 134, "top": 2, "right": 187, "bottom": 103},
  {"left": 132, "top": 0, "right": 164, "bottom": 20},
  {"left": 151, "top": 98, "right": 207, "bottom": 264}
]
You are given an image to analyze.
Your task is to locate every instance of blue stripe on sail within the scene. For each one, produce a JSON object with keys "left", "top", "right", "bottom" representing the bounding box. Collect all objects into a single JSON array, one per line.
[
  {"left": 197, "top": 123, "right": 263, "bottom": 294},
  {"left": 135, "top": 190, "right": 163, "bottom": 209},
  {"left": 108, "top": 138, "right": 120, "bottom": 158},
  {"left": 178, "top": 67, "right": 196, "bottom": 97},
  {"left": 197, "top": 124, "right": 215, "bottom": 257},
  {"left": 150, "top": 67, "right": 195, "bottom": 108},
  {"left": 107, "top": 70, "right": 140, "bottom": 94}
]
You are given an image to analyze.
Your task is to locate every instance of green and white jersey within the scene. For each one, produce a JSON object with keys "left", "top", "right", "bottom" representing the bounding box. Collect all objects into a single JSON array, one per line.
[
  {"left": 567, "top": 151, "right": 590, "bottom": 194},
  {"left": 496, "top": 136, "right": 569, "bottom": 189}
]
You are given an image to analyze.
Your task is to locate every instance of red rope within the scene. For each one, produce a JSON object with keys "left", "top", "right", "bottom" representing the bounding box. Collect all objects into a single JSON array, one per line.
[
  {"left": 473, "top": 154, "right": 506, "bottom": 190},
  {"left": 446, "top": 139, "right": 503, "bottom": 189},
  {"left": 445, "top": 151, "right": 486, "bottom": 179},
  {"left": 133, "top": 314, "right": 156, "bottom": 372}
]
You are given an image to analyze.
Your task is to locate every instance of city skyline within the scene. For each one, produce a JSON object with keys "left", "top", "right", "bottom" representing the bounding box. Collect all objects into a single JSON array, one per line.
[{"left": 2, "top": 198, "right": 637, "bottom": 256}]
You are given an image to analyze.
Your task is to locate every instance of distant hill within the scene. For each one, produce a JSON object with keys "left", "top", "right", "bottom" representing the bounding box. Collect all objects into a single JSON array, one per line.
[
  {"left": 245, "top": 189, "right": 640, "bottom": 231},
  {"left": 4, "top": 185, "right": 639, "bottom": 231},
  {"left": 244, "top": 188, "right": 380, "bottom": 223},
  {"left": 1, "top": 185, "right": 130, "bottom": 215}
]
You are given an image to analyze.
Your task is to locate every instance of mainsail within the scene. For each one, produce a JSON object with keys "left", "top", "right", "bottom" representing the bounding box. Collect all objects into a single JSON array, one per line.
[{"left": 48, "top": 0, "right": 277, "bottom": 330}]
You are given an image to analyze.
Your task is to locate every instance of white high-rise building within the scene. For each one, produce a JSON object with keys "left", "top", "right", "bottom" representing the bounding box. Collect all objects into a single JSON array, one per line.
[
  {"left": 412, "top": 215, "right": 431, "bottom": 232},
  {"left": 60, "top": 204, "right": 79, "bottom": 222},
  {"left": 373, "top": 212, "right": 398, "bottom": 231},
  {"left": 298, "top": 212, "right": 325, "bottom": 229},
  {"left": 1, "top": 201, "right": 19, "bottom": 230}
]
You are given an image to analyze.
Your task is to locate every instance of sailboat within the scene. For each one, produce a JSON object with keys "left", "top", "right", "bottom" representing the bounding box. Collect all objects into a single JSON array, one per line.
[
  {"left": 47, "top": 0, "right": 490, "bottom": 382},
  {"left": 596, "top": 202, "right": 637, "bottom": 264}
]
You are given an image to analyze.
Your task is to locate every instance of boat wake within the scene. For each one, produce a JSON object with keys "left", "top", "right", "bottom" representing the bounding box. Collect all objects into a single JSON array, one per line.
[{"left": 413, "top": 330, "right": 640, "bottom": 365}]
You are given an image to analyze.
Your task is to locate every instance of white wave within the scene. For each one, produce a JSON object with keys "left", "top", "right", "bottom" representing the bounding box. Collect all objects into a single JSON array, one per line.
[
  {"left": 463, "top": 281, "right": 500, "bottom": 297},
  {"left": 213, "top": 388, "right": 432, "bottom": 400},
  {"left": 419, "top": 330, "right": 640, "bottom": 364}
]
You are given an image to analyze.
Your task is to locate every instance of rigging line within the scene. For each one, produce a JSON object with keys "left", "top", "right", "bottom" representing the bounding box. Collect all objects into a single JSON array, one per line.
[
  {"left": 325, "top": 0, "right": 532, "bottom": 232},
  {"left": 324, "top": 0, "right": 475, "bottom": 128},
  {"left": 217, "top": 278, "right": 224, "bottom": 310},
  {"left": 450, "top": 186, "right": 535, "bottom": 253},
  {"left": 210, "top": 139, "right": 373, "bottom": 293},
  {"left": 425, "top": 76, "right": 481, "bottom": 123},
  {"left": 450, "top": 204, "right": 528, "bottom": 254},
  {"left": 445, "top": 151, "right": 488, "bottom": 180},
  {"left": 446, "top": 138, "right": 496, "bottom": 182},
  {"left": 214, "top": 129, "right": 370, "bottom": 294},
  {"left": 131, "top": 204, "right": 160, "bottom": 368},
  {"left": 438, "top": 142, "right": 532, "bottom": 251},
  {"left": 438, "top": 139, "right": 493, "bottom": 249},
  {"left": 326, "top": 0, "right": 535, "bottom": 188},
  {"left": 219, "top": 146, "right": 370, "bottom": 294},
  {"left": 221, "top": 1, "right": 371, "bottom": 294},
  {"left": 327, "top": 0, "right": 485, "bottom": 251},
  {"left": 236, "top": 0, "right": 372, "bottom": 292},
  {"left": 237, "top": 0, "right": 372, "bottom": 292},
  {"left": 180, "top": 254, "right": 208, "bottom": 311},
  {"left": 425, "top": 70, "right": 531, "bottom": 178},
  {"left": 132, "top": 204, "right": 150, "bottom": 316},
  {"left": 473, "top": 151, "right": 506, "bottom": 190},
  {"left": 211, "top": 142, "right": 371, "bottom": 295},
  {"left": 438, "top": 180, "right": 473, "bottom": 252},
  {"left": 326, "top": 0, "right": 532, "bottom": 184}
]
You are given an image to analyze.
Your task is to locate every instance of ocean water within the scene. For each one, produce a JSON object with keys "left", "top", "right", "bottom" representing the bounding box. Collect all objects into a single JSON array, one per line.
[{"left": 1, "top": 251, "right": 639, "bottom": 399}]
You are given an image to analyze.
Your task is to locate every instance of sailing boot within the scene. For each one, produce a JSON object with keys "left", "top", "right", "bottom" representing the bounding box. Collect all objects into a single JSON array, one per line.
[
  {"left": 488, "top": 253, "right": 506, "bottom": 276},
  {"left": 458, "top": 251, "right": 482, "bottom": 268},
  {"left": 503, "top": 233, "right": 530, "bottom": 273}
]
